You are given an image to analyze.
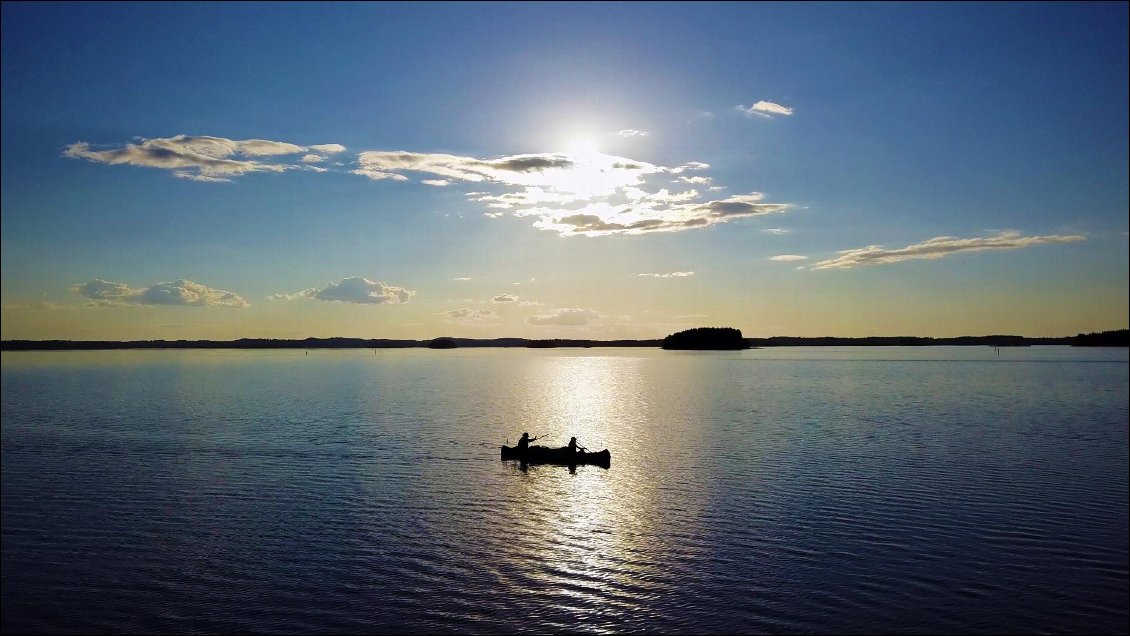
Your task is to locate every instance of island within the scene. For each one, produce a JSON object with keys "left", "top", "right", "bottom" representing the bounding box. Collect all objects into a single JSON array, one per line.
[
  {"left": 427, "top": 337, "right": 458, "bottom": 349},
  {"left": 661, "top": 327, "right": 752, "bottom": 350}
]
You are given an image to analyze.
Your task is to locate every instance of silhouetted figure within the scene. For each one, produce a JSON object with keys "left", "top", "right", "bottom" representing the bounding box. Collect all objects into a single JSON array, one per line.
[
  {"left": 517, "top": 432, "right": 542, "bottom": 452},
  {"left": 568, "top": 436, "right": 588, "bottom": 456}
]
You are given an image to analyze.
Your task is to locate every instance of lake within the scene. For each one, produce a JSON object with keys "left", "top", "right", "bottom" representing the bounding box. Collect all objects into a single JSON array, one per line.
[{"left": 2, "top": 347, "right": 1127, "bottom": 634}]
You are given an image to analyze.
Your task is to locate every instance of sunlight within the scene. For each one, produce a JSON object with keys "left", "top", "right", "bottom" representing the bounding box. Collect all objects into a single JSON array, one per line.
[{"left": 563, "top": 137, "right": 600, "bottom": 157}]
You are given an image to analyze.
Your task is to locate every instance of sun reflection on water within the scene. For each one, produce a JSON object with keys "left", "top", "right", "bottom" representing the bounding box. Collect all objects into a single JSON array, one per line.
[{"left": 493, "top": 353, "right": 688, "bottom": 629}]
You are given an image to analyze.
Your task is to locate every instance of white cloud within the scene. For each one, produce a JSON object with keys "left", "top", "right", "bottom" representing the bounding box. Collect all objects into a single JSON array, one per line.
[
  {"left": 64, "top": 135, "right": 344, "bottom": 181},
  {"left": 529, "top": 192, "right": 791, "bottom": 237},
  {"left": 492, "top": 294, "right": 519, "bottom": 303},
  {"left": 270, "top": 276, "right": 415, "bottom": 304},
  {"left": 66, "top": 134, "right": 795, "bottom": 237},
  {"left": 441, "top": 308, "right": 497, "bottom": 321},
  {"left": 71, "top": 278, "right": 248, "bottom": 308},
  {"left": 352, "top": 148, "right": 794, "bottom": 236},
  {"left": 678, "top": 175, "right": 713, "bottom": 186},
  {"left": 810, "top": 231, "right": 1086, "bottom": 270},
  {"left": 762, "top": 228, "right": 791, "bottom": 235},
  {"left": 453, "top": 277, "right": 472, "bottom": 281},
  {"left": 770, "top": 255, "right": 808, "bottom": 262},
  {"left": 669, "top": 161, "right": 710, "bottom": 173},
  {"left": 526, "top": 308, "right": 601, "bottom": 326},
  {"left": 636, "top": 271, "right": 695, "bottom": 278},
  {"left": 738, "top": 101, "right": 795, "bottom": 118},
  {"left": 617, "top": 129, "right": 649, "bottom": 137}
]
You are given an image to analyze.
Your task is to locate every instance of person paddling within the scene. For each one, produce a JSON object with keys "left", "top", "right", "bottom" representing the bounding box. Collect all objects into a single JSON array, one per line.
[{"left": 568, "top": 436, "right": 587, "bottom": 455}]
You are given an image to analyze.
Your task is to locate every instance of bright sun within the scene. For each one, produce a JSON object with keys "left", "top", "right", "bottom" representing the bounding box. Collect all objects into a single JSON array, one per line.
[{"left": 563, "top": 137, "right": 600, "bottom": 156}]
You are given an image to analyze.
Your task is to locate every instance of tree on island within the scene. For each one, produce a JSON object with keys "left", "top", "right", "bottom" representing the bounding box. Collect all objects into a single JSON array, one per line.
[
  {"left": 1072, "top": 329, "right": 1128, "bottom": 347},
  {"left": 662, "top": 327, "right": 751, "bottom": 350},
  {"left": 428, "top": 337, "right": 458, "bottom": 349}
]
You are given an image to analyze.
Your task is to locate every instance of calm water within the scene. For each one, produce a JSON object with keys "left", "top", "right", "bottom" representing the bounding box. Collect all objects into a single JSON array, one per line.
[{"left": 2, "top": 347, "right": 1127, "bottom": 634}]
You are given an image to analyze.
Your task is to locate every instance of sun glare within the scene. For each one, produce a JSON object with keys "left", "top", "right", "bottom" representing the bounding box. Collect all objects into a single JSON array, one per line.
[{"left": 564, "top": 137, "right": 600, "bottom": 156}]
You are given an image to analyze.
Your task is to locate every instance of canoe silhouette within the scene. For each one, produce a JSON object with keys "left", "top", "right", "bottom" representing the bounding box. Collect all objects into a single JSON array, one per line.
[{"left": 500, "top": 444, "right": 611, "bottom": 468}]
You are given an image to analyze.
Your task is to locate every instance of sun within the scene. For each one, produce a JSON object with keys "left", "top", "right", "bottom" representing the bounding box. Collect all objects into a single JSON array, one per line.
[{"left": 563, "top": 137, "right": 601, "bottom": 156}]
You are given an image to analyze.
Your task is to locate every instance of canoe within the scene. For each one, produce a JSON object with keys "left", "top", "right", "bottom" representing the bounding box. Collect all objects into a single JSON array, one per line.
[{"left": 500, "top": 444, "right": 611, "bottom": 468}]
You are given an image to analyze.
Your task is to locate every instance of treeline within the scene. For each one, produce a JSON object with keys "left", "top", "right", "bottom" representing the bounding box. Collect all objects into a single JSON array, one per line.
[
  {"left": 747, "top": 335, "right": 1063, "bottom": 347},
  {"left": 2, "top": 329, "right": 1126, "bottom": 351},
  {"left": 0, "top": 337, "right": 663, "bottom": 351},
  {"left": 1070, "top": 329, "right": 1128, "bottom": 347}
]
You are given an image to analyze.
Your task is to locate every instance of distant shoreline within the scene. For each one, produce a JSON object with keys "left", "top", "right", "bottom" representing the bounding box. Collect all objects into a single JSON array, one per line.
[{"left": 2, "top": 330, "right": 1126, "bottom": 351}]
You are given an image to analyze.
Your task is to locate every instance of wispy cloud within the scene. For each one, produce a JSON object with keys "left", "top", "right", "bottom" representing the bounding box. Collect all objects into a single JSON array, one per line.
[
  {"left": 67, "top": 134, "right": 793, "bottom": 237},
  {"left": 453, "top": 277, "right": 472, "bottom": 281},
  {"left": 356, "top": 149, "right": 789, "bottom": 236},
  {"left": 738, "top": 101, "right": 795, "bottom": 118},
  {"left": 3, "top": 301, "right": 70, "bottom": 311},
  {"left": 636, "top": 271, "right": 695, "bottom": 278},
  {"left": 770, "top": 255, "right": 808, "bottom": 262},
  {"left": 71, "top": 278, "right": 248, "bottom": 307},
  {"left": 491, "top": 294, "right": 519, "bottom": 303},
  {"left": 441, "top": 308, "right": 497, "bottom": 321},
  {"left": 526, "top": 308, "right": 600, "bottom": 326},
  {"left": 617, "top": 129, "right": 649, "bottom": 138},
  {"left": 270, "top": 276, "right": 414, "bottom": 304},
  {"left": 64, "top": 135, "right": 344, "bottom": 181},
  {"left": 811, "top": 231, "right": 1086, "bottom": 270},
  {"left": 762, "top": 228, "right": 791, "bottom": 235}
]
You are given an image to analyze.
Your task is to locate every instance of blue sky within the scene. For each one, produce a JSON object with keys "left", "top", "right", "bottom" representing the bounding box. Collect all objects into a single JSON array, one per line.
[{"left": 2, "top": 2, "right": 1126, "bottom": 339}]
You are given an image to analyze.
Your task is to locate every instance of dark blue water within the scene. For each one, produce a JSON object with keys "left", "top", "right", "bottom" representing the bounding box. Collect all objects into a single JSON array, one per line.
[{"left": 2, "top": 347, "right": 1127, "bottom": 633}]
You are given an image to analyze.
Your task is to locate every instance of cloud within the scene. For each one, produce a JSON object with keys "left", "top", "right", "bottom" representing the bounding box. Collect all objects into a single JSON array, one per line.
[
  {"left": 762, "top": 228, "right": 791, "bottom": 235},
  {"left": 71, "top": 278, "right": 248, "bottom": 307},
  {"left": 353, "top": 147, "right": 792, "bottom": 236},
  {"left": 618, "top": 129, "right": 649, "bottom": 138},
  {"left": 353, "top": 150, "right": 579, "bottom": 184},
  {"left": 441, "top": 308, "right": 497, "bottom": 321},
  {"left": 308, "top": 144, "right": 346, "bottom": 154},
  {"left": 636, "top": 271, "right": 695, "bottom": 278},
  {"left": 810, "top": 231, "right": 1086, "bottom": 270},
  {"left": 678, "top": 175, "right": 713, "bottom": 186},
  {"left": 526, "top": 308, "right": 601, "bottom": 326},
  {"left": 3, "top": 301, "right": 69, "bottom": 311},
  {"left": 66, "top": 134, "right": 794, "bottom": 237},
  {"left": 770, "top": 255, "right": 808, "bottom": 262},
  {"left": 64, "top": 135, "right": 344, "bottom": 181},
  {"left": 453, "top": 277, "right": 472, "bottom": 281},
  {"left": 491, "top": 294, "right": 519, "bottom": 303},
  {"left": 270, "top": 276, "right": 414, "bottom": 303},
  {"left": 738, "top": 101, "right": 795, "bottom": 118}
]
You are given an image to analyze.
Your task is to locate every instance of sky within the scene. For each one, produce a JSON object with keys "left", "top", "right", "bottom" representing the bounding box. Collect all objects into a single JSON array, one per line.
[{"left": 1, "top": 1, "right": 1127, "bottom": 340}]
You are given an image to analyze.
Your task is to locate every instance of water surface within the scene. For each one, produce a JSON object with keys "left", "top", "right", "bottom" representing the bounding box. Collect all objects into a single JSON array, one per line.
[{"left": 2, "top": 347, "right": 1127, "bottom": 633}]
